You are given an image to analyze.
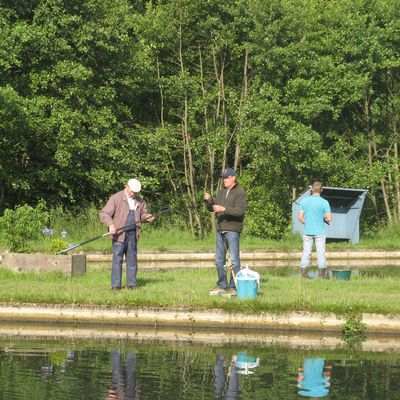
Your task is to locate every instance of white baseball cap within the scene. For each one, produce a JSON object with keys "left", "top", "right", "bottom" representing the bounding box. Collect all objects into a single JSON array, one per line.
[{"left": 127, "top": 178, "right": 141, "bottom": 193}]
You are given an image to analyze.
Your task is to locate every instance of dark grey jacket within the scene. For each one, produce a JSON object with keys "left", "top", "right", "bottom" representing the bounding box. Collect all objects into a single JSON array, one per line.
[{"left": 205, "top": 183, "right": 247, "bottom": 232}]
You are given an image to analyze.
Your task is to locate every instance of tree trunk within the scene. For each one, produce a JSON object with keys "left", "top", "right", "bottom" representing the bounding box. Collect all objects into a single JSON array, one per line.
[
  {"left": 364, "top": 95, "right": 387, "bottom": 220},
  {"left": 178, "top": 20, "right": 202, "bottom": 235},
  {"left": 371, "top": 133, "right": 392, "bottom": 222},
  {"left": 388, "top": 69, "right": 400, "bottom": 220},
  {"left": 393, "top": 138, "right": 400, "bottom": 219},
  {"left": 156, "top": 57, "right": 164, "bottom": 127},
  {"left": 198, "top": 44, "right": 215, "bottom": 233},
  {"left": 212, "top": 46, "right": 227, "bottom": 188},
  {"left": 234, "top": 48, "right": 249, "bottom": 171}
]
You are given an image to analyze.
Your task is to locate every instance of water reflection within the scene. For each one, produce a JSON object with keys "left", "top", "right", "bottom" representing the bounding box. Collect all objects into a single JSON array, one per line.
[
  {"left": 234, "top": 352, "right": 260, "bottom": 375},
  {"left": 297, "top": 358, "right": 331, "bottom": 398},
  {"left": 214, "top": 352, "right": 260, "bottom": 399},
  {"left": 214, "top": 355, "right": 239, "bottom": 399},
  {"left": 108, "top": 350, "right": 139, "bottom": 399},
  {"left": 1, "top": 339, "right": 400, "bottom": 399}
]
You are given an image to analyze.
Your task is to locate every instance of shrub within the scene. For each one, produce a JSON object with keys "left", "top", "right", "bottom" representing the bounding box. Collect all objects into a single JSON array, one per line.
[
  {"left": 342, "top": 312, "right": 367, "bottom": 348},
  {"left": 0, "top": 200, "right": 49, "bottom": 252},
  {"left": 50, "top": 238, "right": 69, "bottom": 254}
]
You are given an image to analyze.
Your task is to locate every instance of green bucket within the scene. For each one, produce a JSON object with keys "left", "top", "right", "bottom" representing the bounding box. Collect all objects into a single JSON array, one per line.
[{"left": 331, "top": 270, "right": 351, "bottom": 281}]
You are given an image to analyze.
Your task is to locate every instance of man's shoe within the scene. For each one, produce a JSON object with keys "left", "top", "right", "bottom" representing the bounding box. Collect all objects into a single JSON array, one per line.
[
  {"left": 300, "top": 268, "right": 309, "bottom": 279},
  {"left": 127, "top": 285, "right": 138, "bottom": 290},
  {"left": 224, "top": 288, "right": 237, "bottom": 298},
  {"left": 209, "top": 287, "right": 226, "bottom": 296},
  {"left": 318, "top": 269, "right": 328, "bottom": 279},
  {"left": 111, "top": 287, "right": 121, "bottom": 291}
]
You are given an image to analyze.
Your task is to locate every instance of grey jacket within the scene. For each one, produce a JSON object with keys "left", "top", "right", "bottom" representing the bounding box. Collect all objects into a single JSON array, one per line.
[
  {"left": 205, "top": 183, "right": 247, "bottom": 232},
  {"left": 99, "top": 190, "right": 150, "bottom": 242}
]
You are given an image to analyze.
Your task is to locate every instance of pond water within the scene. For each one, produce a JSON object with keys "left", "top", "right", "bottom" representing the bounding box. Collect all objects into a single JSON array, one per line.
[{"left": 1, "top": 336, "right": 400, "bottom": 399}]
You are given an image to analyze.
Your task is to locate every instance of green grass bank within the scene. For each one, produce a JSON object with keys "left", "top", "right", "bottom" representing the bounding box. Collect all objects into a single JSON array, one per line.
[{"left": 1, "top": 267, "right": 400, "bottom": 316}]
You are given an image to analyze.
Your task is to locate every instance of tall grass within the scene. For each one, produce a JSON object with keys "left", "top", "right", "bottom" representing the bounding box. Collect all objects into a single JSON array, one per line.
[
  {"left": 358, "top": 220, "right": 400, "bottom": 249},
  {"left": 30, "top": 205, "right": 105, "bottom": 253}
]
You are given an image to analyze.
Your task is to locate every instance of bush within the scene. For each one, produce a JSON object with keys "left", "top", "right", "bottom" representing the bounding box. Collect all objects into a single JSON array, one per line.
[
  {"left": 50, "top": 238, "right": 69, "bottom": 254},
  {"left": 0, "top": 200, "right": 49, "bottom": 252}
]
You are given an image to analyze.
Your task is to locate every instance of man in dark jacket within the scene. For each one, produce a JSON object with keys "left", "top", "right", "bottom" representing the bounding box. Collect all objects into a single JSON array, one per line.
[
  {"left": 204, "top": 167, "right": 248, "bottom": 295},
  {"left": 100, "top": 179, "right": 155, "bottom": 290}
]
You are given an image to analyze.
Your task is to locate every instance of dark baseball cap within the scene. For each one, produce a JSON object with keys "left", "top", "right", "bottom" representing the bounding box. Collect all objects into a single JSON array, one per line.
[{"left": 220, "top": 167, "right": 236, "bottom": 178}]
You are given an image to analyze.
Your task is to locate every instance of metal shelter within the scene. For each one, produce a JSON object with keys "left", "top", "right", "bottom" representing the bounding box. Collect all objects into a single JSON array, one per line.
[{"left": 292, "top": 187, "right": 368, "bottom": 243}]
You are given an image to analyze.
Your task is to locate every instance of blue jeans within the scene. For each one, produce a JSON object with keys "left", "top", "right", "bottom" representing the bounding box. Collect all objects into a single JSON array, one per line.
[
  {"left": 300, "top": 235, "right": 327, "bottom": 269},
  {"left": 111, "top": 350, "right": 137, "bottom": 398},
  {"left": 111, "top": 236, "right": 138, "bottom": 288},
  {"left": 214, "top": 355, "right": 239, "bottom": 399},
  {"left": 215, "top": 231, "right": 241, "bottom": 289}
]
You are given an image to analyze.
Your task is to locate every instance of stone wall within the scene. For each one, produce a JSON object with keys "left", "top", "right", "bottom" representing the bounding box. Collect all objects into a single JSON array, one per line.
[{"left": 0, "top": 253, "right": 86, "bottom": 276}]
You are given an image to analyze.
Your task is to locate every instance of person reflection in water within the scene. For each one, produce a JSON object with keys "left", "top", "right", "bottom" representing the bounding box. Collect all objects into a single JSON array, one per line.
[
  {"left": 297, "top": 357, "right": 331, "bottom": 398},
  {"left": 107, "top": 349, "right": 140, "bottom": 399},
  {"left": 214, "top": 354, "right": 239, "bottom": 399}
]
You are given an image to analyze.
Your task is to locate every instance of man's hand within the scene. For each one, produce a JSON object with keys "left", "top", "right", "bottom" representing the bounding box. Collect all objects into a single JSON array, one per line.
[
  {"left": 146, "top": 214, "right": 155, "bottom": 222},
  {"left": 324, "top": 212, "right": 333, "bottom": 223},
  {"left": 108, "top": 224, "right": 116, "bottom": 235},
  {"left": 298, "top": 210, "right": 305, "bottom": 224},
  {"left": 212, "top": 205, "right": 226, "bottom": 213},
  {"left": 204, "top": 193, "right": 212, "bottom": 202}
]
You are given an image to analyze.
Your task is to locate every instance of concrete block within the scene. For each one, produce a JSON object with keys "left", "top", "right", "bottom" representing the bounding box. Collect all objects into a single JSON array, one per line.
[
  {"left": 71, "top": 255, "right": 86, "bottom": 277},
  {"left": 0, "top": 253, "right": 86, "bottom": 277}
]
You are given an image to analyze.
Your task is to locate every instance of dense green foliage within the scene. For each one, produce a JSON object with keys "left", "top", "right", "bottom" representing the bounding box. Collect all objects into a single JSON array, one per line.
[
  {"left": 1, "top": 0, "right": 399, "bottom": 237},
  {"left": 0, "top": 200, "right": 48, "bottom": 251}
]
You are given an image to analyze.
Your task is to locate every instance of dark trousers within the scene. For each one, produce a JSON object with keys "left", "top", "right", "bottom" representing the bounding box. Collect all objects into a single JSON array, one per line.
[
  {"left": 111, "top": 211, "right": 137, "bottom": 288},
  {"left": 110, "top": 349, "right": 138, "bottom": 399}
]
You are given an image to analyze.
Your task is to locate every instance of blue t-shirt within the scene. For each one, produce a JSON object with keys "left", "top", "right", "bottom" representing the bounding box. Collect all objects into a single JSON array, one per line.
[
  {"left": 299, "top": 195, "right": 331, "bottom": 236},
  {"left": 298, "top": 358, "right": 330, "bottom": 398}
]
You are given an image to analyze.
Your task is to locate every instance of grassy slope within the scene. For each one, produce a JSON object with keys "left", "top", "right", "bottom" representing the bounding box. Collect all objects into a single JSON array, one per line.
[{"left": 1, "top": 267, "right": 399, "bottom": 315}]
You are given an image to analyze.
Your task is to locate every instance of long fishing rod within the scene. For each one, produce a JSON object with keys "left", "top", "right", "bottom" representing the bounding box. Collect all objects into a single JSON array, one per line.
[{"left": 56, "top": 207, "right": 174, "bottom": 255}]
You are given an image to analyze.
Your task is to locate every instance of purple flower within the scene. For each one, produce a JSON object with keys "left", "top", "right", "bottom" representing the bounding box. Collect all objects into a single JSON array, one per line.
[
  {"left": 68, "top": 243, "right": 76, "bottom": 248},
  {"left": 42, "top": 227, "right": 51, "bottom": 235},
  {"left": 61, "top": 230, "right": 68, "bottom": 238}
]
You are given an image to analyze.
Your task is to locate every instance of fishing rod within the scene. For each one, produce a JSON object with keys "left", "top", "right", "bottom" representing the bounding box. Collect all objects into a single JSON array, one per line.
[{"left": 56, "top": 207, "right": 175, "bottom": 255}]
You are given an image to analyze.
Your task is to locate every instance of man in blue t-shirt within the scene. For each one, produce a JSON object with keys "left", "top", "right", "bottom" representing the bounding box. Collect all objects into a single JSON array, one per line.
[
  {"left": 297, "top": 357, "right": 332, "bottom": 398},
  {"left": 298, "top": 181, "right": 332, "bottom": 279}
]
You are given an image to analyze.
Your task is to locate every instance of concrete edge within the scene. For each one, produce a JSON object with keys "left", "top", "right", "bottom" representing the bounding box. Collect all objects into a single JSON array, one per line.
[
  {"left": 1, "top": 323, "right": 399, "bottom": 353},
  {"left": 87, "top": 250, "right": 400, "bottom": 262},
  {"left": 0, "top": 305, "right": 399, "bottom": 334},
  {"left": 2, "top": 252, "right": 400, "bottom": 272},
  {"left": 1, "top": 305, "right": 400, "bottom": 352}
]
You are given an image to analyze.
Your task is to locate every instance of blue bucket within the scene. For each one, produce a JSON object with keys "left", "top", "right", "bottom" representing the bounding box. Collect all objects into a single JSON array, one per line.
[
  {"left": 236, "top": 352, "right": 258, "bottom": 365},
  {"left": 331, "top": 270, "right": 351, "bottom": 280},
  {"left": 235, "top": 352, "right": 260, "bottom": 374},
  {"left": 236, "top": 267, "right": 260, "bottom": 300}
]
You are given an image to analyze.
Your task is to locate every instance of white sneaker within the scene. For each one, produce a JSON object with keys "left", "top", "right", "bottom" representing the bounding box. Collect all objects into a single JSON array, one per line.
[{"left": 209, "top": 287, "right": 226, "bottom": 296}]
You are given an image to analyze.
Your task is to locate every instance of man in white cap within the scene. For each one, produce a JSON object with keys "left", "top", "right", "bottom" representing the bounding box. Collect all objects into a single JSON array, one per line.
[{"left": 100, "top": 179, "right": 155, "bottom": 290}]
